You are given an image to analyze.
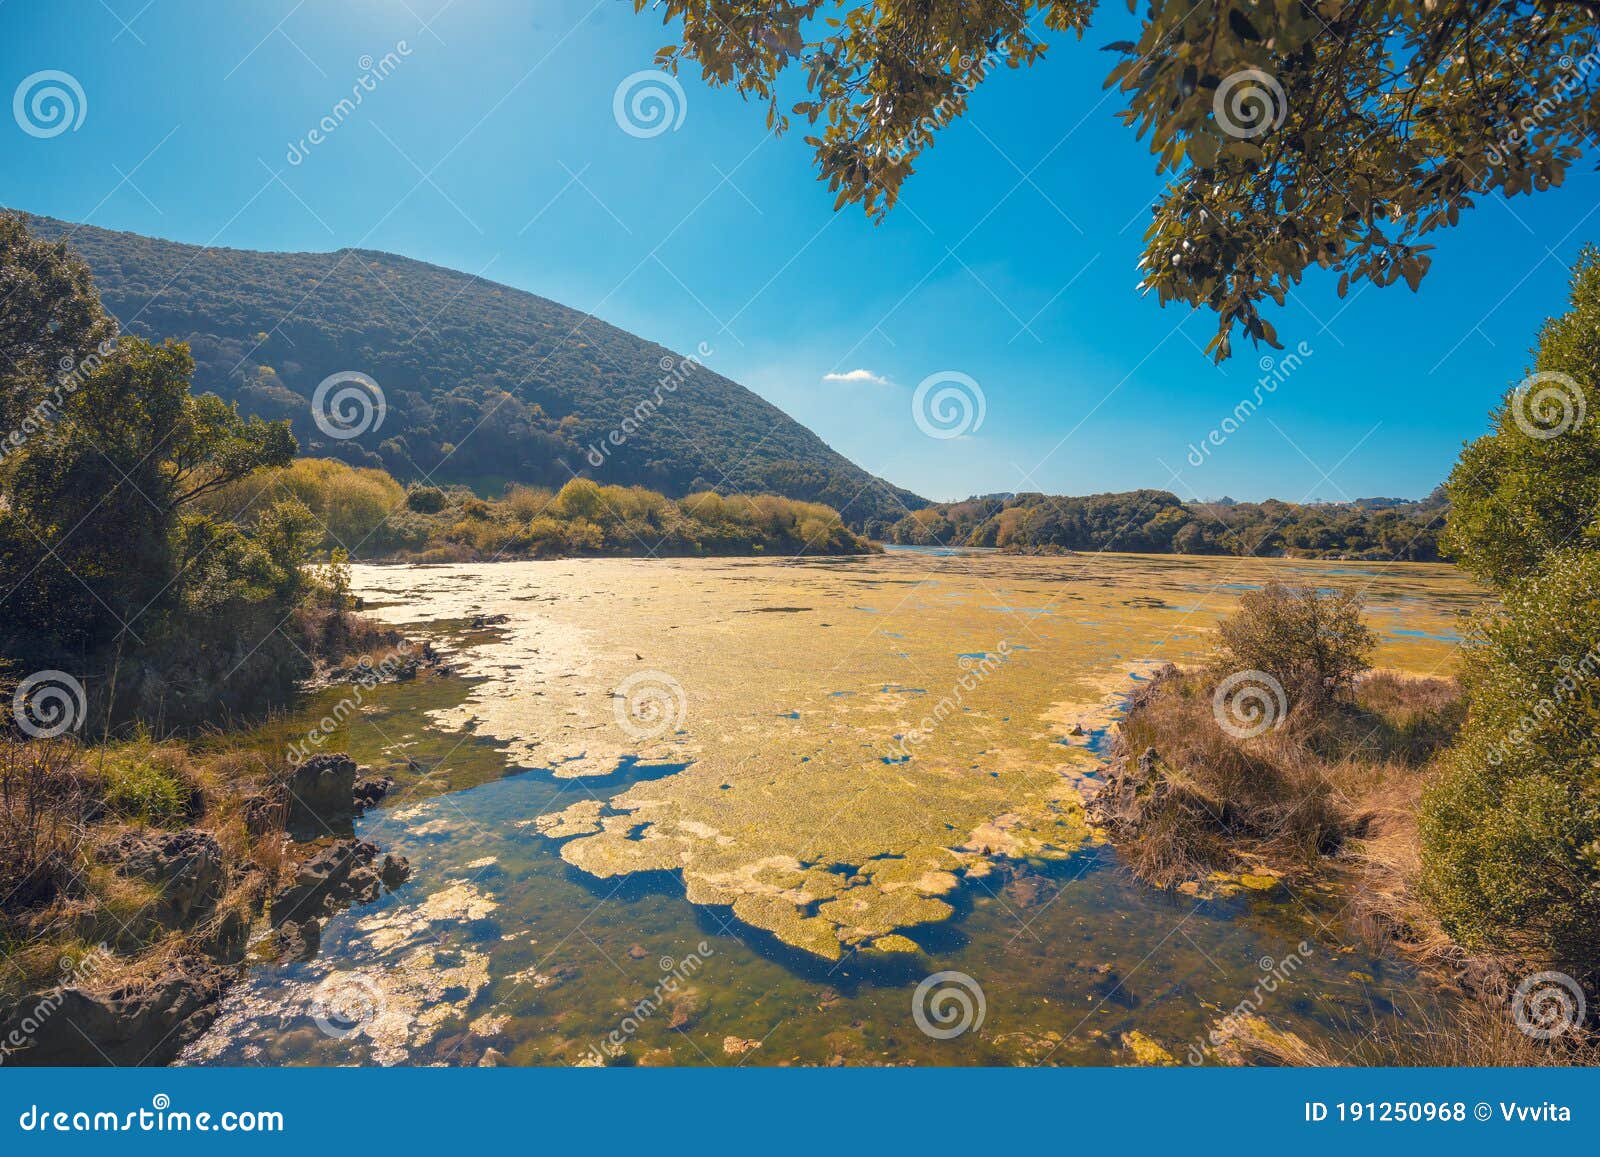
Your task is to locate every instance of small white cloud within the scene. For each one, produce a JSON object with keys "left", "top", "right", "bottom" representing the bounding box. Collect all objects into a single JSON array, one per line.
[{"left": 822, "top": 368, "right": 891, "bottom": 387}]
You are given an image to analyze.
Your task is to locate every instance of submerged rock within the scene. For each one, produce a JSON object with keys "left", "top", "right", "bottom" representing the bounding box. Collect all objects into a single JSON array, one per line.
[
  {"left": 275, "top": 918, "right": 322, "bottom": 961},
  {"left": 272, "top": 839, "right": 408, "bottom": 925},
  {"left": 353, "top": 774, "right": 396, "bottom": 812}
]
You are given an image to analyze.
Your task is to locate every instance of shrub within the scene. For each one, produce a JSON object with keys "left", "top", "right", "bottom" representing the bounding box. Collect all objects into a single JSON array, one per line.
[
  {"left": 1217, "top": 582, "right": 1376, "bottom": 705},
  {"left": 1419, "top": 550, "right": 1600, "bottom": 973},
  {"left": 1099, "top": 668, "right": 1353, "bottom": 885},
  {"left": 405, "top": 484, "right": 447, "bottom": 514}
]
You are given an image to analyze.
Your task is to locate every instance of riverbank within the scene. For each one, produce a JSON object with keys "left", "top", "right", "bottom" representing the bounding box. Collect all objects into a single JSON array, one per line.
[
  {"left": 1088, "top": 659, "right": 1597, "bottom": 1065},
  {"left": 0, "top": 643, "right": 449, "bottom": 1065}
]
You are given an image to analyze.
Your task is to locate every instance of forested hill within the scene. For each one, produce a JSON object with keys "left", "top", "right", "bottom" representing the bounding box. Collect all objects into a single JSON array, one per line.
[
  {"left": 886, "top": 489, "right": 1448, "bottom": 561},
  {"left": 22, "top": 215, "right": 925, "bottom": 533}
]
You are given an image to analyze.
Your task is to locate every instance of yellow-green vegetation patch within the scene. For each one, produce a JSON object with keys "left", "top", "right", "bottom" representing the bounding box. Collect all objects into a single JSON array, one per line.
[
  {"left": 1120, "top": 1030, "right": 1180, "bottom": 1066},
  {"left": 351, "top": 552, "right": 1484, "bottom": 958}
]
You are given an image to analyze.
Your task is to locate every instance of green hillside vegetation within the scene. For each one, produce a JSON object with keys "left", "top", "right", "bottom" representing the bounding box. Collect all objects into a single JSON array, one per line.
[
  {"left": 20, "top": 215, "right": 924, "bottom": 534},
  {"left": 885, "top": 488, "right": 1446, "bottom": 561},
  {"left": 198, "top": 458, "right": 876, "bottom": 561}
]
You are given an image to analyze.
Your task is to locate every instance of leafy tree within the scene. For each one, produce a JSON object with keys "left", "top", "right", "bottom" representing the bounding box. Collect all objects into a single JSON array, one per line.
[
  {"left": 0, "top": 338, "right": 298, "bottom": 718},
  {"left": 635, "top": 1, "right": 1600, "bottom": 357},
  {"left": 1427, "top": 244, "right": 1600, "bottom": 976},
  {"left": 0, "top": 212, "right": 116, "bottom": 435},
  {"left": 883, "top": 488, "right": 1443, "bottom": 559},
  {"left": 1445, "top": 246, "right": 1600, "bottom": 587}
]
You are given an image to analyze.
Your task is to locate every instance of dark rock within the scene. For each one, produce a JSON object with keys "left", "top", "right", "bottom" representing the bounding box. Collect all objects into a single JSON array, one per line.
[
  {"left": 379, "top": 854, "right": 411, "bottom": 888},
  {"left": 1090, "top": 968, "right": 1139, "bottom": 1010},
  {"left": 345, "top": 866, "right": 383, "bottom": 905},
  {"left": 272, "top": 839, "right": 373, "bottom": 924},
  {"left": 274, "top": 918, "right": 321, "bottom": 961},
  {"left": 272, "top": 839, "right": 404, "bottom": 925},
  {"left": 0, "top": 956, "right": 231, "bottom": 1066},
  {"left": 240, "top": 788, "right": 287, "bottom": 837},
  {"left": 197, "top": 908, "right": 251, "bottom": 965},
  {"left": 100, "top": 829, "right": 224, "bottom": 930},
  {"left": 286, "top": 753, "right": 358, "bottom": 828},
  {"left": 352, "top": 774, "right": 395, "bottom": 811}
]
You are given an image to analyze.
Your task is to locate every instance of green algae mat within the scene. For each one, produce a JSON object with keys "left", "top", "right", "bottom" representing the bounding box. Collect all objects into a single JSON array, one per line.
[{"left": 348, "top": 550, "right": 1482, "bottom": 961}]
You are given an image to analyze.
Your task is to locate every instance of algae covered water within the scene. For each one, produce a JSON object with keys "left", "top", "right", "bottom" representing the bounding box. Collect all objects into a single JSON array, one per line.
[{"left": 184, "top": 551, "right": 1484, "bottom": 1066}]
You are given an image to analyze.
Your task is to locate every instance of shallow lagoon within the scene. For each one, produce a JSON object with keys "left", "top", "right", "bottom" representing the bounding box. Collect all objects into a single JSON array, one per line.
[{"left": 185, "top": 551, "right": 1486, "bottom": 1066}]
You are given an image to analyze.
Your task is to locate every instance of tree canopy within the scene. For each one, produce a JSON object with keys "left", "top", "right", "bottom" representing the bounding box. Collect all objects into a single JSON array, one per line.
[
  {"left": 637, "top": 1, "right": 1600, "bottom": 358},
  {"left": 1445, "top": 245, "right": 1600, "bottom": 586}
]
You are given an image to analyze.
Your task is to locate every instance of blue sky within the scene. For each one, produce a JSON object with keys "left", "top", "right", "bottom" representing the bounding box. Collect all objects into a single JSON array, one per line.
[{"left": 4, "top": 0, "right": 1597, "bottom": 503}]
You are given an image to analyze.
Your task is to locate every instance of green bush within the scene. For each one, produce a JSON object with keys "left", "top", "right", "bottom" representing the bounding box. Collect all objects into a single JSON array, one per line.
[
  {"left": 1216, "top": 582, "right": 1376, "bottom": 706},
  {"left": 406, "top": 484, "right": 447, "bottom": 514},
  {"left": 1419, "top": 551, "right": 1600, "bottom": 971}
]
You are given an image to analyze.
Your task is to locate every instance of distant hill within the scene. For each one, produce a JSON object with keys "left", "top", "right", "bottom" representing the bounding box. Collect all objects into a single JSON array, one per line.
[
  {"left": 885, "top": 489, "right": 1447, "bottom": 561},
  {"left": 23, "top": 215, "right": 926, "bottom": 533}
]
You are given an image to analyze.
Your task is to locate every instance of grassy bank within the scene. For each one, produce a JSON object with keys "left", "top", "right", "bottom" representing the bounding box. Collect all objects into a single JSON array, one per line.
[{"left": 1089, "top": 582, "right": 1597, "bottom": 1065}]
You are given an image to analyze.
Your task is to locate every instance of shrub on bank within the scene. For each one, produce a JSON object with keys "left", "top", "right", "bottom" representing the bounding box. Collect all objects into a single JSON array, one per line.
[
  {"left": 1095, "top": 586, "right": 1453, "bottom": 888},
  {"left": 1419, "top": 550, "right": 1600, "bottom": 974},
  {"left": 1216, "top": 582, "right": 1377, "bottom": 706}
]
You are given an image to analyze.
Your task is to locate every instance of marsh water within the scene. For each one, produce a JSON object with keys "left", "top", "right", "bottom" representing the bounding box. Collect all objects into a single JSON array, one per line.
[{"left": 183, "top": 550, "right": 1485, "bottom": 1066}]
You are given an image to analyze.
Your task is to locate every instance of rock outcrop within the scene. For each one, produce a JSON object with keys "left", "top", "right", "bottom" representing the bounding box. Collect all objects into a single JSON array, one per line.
[
  {"left": 100, "top": 828, "right": 225, "bottom": 932},
  {"left": 0, "top": 956, "right": 232, "bottom": 1066},
  {"left": 272, "top": 838, "right": 410, "bottom": 926},
  {"left": 286, "top": 753, "right": 358, "bottom": 828}
]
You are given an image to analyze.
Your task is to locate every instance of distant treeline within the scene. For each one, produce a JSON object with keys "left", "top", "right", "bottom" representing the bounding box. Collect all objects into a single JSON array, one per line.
[
  {"left": 200, "top": 458, "right": 876, "bottom": 562},
  {"left": 883, "top": 489, "right": 1447, "bottom": 561}
]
